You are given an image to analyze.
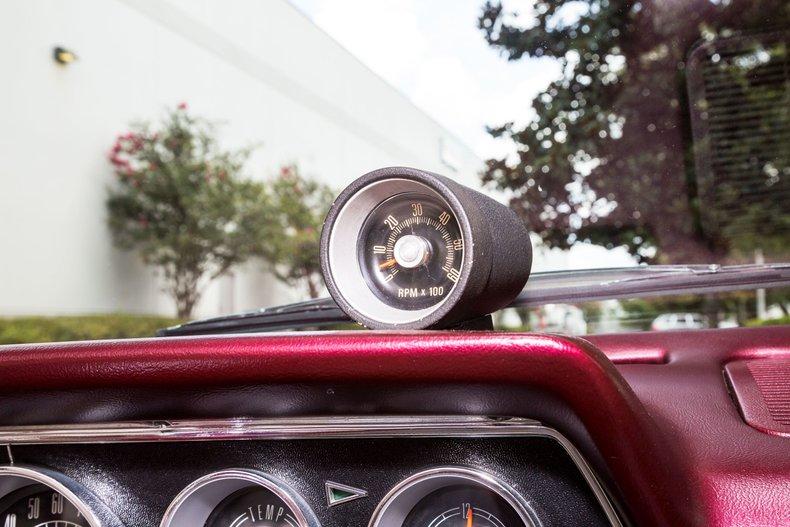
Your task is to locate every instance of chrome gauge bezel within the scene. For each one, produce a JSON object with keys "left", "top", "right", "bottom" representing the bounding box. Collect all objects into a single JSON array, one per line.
[
  {"left": 368, "top": 466, "right": 540, "bottom": 527},
  {"left": 325, "top": 177, "right": 469, "bottom": 326},
  {"left": 159, "top": 469, "right": 319, "bottom": 527},
  {"left": 0, "top": 465, "right": 112, "bottom": 527}
]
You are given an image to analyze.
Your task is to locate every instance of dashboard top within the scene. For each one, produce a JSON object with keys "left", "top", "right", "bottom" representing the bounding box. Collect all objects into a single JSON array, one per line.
[{"left": 0, "top": 326, "right": 788, "bottom": 527}]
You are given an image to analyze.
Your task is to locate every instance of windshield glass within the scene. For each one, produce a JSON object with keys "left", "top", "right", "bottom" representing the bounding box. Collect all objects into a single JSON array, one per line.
[
  {"left": 0, "top": 1, "right": 787, "bottom": 342},
  {"left": 497, "top": 287, "right": 790, "bottom": 334}
]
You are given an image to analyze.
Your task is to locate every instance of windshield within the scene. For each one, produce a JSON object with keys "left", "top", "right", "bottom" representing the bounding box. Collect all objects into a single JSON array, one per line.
[{"left": 0, "top": 1, "right": 787, "bottom": 342}]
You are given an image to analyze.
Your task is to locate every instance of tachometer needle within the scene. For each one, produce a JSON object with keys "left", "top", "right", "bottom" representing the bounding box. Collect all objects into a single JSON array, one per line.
[
  {"left": 467, "top": 506, "right": 473, "bottom": 527},
  {"left": 379, "top": 258, "right": 397, "bottom": 270}
]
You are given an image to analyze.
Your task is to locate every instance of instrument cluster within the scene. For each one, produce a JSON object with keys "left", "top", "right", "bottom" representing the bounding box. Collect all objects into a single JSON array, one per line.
[
  {"left": 1, "top": 466, "right": 538, "bottom": 527},
  {"left": 0, "top": 417, "right": 618, "bottom": 527}
]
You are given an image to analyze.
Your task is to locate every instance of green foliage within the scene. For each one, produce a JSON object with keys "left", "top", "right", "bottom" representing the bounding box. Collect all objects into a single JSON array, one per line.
[
  {"left": 478, "top": 0, "right": 790, "bottom": 263},
  {"left": 106, "top": 104, "right": 269, "bottom": 317},
  {"left": 0, "top": 314, "right": 183, "bottom": 345},
  {"left": 746, "top": 316, "right": 790, "bottom": 327},
  {"left": 699, "top": 38, "right": 790, "bottom": 257},
  {"left": 258, "top": 165, "right": 335, "bottom": 298}
]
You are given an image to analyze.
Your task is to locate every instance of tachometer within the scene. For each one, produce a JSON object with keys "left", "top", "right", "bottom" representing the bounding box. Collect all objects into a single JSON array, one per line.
[
  {"left": 321, "top": 167, "right": 532, "bottom": 329},
  {"left": 368, "top": 467, "right": 539, "bottom": 527},
  {"left": 358, "top": 192, "right": 464, "bottom": 310}
]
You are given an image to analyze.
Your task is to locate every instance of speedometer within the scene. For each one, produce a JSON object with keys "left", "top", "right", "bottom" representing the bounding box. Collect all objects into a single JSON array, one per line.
[
  {"left": 0, "top": 484, "right": 87, "bottom": 527},
  {"left": 0, "top": 466, "right": 121, "bottom": 527}
]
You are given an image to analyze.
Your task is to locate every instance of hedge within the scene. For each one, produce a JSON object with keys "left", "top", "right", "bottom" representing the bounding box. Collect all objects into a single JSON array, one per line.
[
  {"left": 0, "top": 314, "right": 184, "bottom": 345},
  {"left": 745, "top": 315, "right": 790, "bottom": 327}
]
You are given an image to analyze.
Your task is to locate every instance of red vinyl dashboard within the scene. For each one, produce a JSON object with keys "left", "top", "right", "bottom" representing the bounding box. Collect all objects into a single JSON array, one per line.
[{"left": 0, "top": 325, "right": 788, "bottom": 527}]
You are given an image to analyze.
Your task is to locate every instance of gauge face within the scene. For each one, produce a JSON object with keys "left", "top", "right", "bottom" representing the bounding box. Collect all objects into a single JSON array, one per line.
[
  {"left": 162, "top": 470, "right": 315, "bottom": 527},
  {"left": 0, "top": 484, "right": 88, "bottom": 527},
  {"left": 403, "top": 485, "right": 526, "bottom": 527},
  {"left": 358, "top": 192, "right": 464, "bottom": 310},
  {"left": 204, "top": 486, "right": 301, "bottom": 527},
  {"left": 369, "top": 468, "right": 536, "bottom": 527}
]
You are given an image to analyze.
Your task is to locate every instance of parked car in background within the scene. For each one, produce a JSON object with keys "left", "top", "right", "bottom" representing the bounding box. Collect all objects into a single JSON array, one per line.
[{"left": 651, "top": 312, "right": 709, "bottom": 331}]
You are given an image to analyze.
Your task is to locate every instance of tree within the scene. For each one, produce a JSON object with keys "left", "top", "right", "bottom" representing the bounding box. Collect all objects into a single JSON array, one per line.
[
  {"left": 257, "top": 165, "right": 334, "bottom": 299},
  {"left": 478, "top": 0, "right": 789, "bottom": 263},
  {"left": 107, "top": 104, "right": 268, "bottom": 318},
  {"left": 692, "top": 32, "right": 790, "bottom": 259}
]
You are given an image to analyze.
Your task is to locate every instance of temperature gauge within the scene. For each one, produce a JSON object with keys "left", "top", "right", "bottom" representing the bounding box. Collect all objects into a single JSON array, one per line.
[
  {"left": 161, "top": 470, "right": 318, "bottom": 527},
  {"left": 205, "top": 486, "right": 301, "bottom": 527}
]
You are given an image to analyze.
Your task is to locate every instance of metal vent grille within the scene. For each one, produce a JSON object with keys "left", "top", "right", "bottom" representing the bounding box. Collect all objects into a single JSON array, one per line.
[
  {"left": 725, "top": 357, "right": 790, "bottom": 436},
  {"left": 748, "top": 358, "right": 790, "bottom": 426},
  {"left": 687, "top": 31, "right": 789, "bottom": 245}
]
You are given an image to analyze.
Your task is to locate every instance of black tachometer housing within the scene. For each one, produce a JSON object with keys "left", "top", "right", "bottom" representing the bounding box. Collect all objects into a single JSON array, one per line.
[{"left": 320, "top": 167, "right": 532, "bottom": 329}]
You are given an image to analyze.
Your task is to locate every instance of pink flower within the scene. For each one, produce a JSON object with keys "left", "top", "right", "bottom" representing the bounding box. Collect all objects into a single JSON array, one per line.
[
  {"left": 177, "top": 102, "right": 188, "bottom": 110},
  {"left": 128, "top": 134, "right": 144, "bottom": 153},
  {"left": 109, "top": 152, "right": 130, "bottom": 168}
]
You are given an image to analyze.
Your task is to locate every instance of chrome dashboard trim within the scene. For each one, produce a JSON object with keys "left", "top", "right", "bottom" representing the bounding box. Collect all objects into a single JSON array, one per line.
[
  {"left": 0, "top": 416, "right": 543, "bottom": 444},
  {"left": 0, "top": 416, "right": 622, "bottom": 526}
]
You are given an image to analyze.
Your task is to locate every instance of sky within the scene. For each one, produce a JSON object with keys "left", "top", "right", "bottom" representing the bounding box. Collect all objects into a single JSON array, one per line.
[
  {"left": 288, "top": 0, "right": 637, "bottom": 269},
  {"left": 288, "top": 0, "right": 560, "bottom": 162}
]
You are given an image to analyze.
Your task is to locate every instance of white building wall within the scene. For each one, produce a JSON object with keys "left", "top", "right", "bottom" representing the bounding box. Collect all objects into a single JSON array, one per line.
[{"left": 0, "top": 0, "right": 481, "bottom": 318}]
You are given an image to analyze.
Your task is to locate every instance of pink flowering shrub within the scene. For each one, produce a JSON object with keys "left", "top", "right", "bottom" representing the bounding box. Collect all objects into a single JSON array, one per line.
[
  {"left": 259, "top": 164, "right": 334, "bottom": 299},
  {"left": 106, "top": 104, "right": 268, "bottom": 318}
]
